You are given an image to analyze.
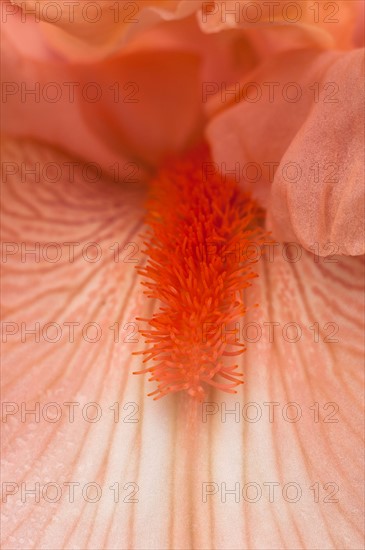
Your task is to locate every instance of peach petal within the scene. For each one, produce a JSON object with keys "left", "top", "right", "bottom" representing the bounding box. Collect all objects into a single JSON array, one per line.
[
  {"left": 1, "top": 138, "right": 364, "bottom": 549},
  {"left": 1, "top": 26, "right": 142, "bottom": 177},
  {"left": 7, "top": 0, "right": 202, "bottom": 60},
  {"left": 353, "top": 0, "right": 365, "bottom": 47},
  {"left": 207, "top": 48, "right": 364, "bottom": 255},
  {"left": 74, "top": 50, "right": 204, "bottom": 167},
  {"left": 2, "top": 13, "right": 260, "bottom": 177},
  {"left": 198, "top": 0, "right": 359, "bottom": 50},
  {"left": 1, "top": 137, "right": 147, "bottom": 548},
  {"left": 206, "top": 49, "right": 340, "bottom": 206},
  {"left": 270, "top": 48, "right": 365, "bottom": 256}
]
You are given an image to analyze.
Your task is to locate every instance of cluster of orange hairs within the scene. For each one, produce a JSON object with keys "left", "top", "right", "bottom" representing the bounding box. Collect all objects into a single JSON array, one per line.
[{"left": 134, "top": 144, "right": 267, "bottom": 401}]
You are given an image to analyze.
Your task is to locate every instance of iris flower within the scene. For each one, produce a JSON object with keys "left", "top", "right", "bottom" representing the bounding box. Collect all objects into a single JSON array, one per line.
[{"left": 1, "top": 1, "right": 364, "bottom": 548}]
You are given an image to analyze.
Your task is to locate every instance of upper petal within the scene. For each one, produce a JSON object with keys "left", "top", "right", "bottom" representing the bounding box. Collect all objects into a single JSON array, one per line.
[
  {"left": 207, "top": 48, "right": 365, "bottom": 255},
  {"left": 1, "top": 25, "right": 142, "bottom": 177},
  {"left": 198, "top": 0, "right": 359, "bottom": 51},
  {"left": 206, "top": 49, "right": 339, "bottom": 205},
  {"left": 74, "top": 48, "right": 204, "bottom": 168},
  {"left": 269, "top": 48, "right": 365, "bottom": 256},
  {"left": 6, "top": 0, "right": 202, "bottom": 60}
]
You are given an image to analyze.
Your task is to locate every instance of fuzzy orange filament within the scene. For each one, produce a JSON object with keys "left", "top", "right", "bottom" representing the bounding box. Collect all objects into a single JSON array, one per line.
[{"left": 134, "top": 144, "right": 266, "bottom": 400}]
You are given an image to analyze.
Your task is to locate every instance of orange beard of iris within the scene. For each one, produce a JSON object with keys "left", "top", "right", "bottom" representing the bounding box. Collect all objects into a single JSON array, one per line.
[{"left": 134, "top": 144, "right": 267, "bottom": 401}]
